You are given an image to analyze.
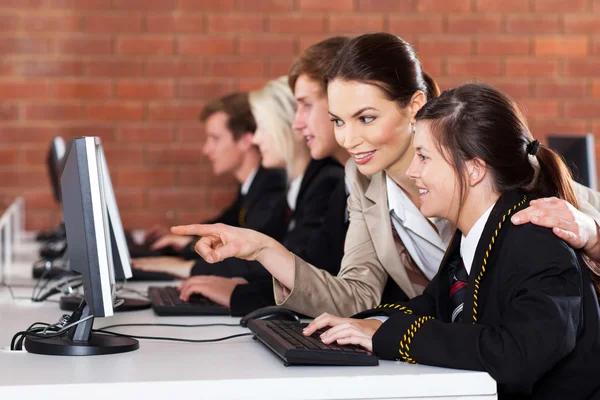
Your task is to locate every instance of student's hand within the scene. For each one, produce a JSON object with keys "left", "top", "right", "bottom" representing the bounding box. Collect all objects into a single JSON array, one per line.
[
  {"left": 512, "top": 197, "right": 600, "bottom": 262},
  {"left": 303, "top": 312, "right": 383, "bottom": 353},
  {"left": 151, "top": 234, "right": 192, "bottom": 251},
  {"left": 131, "top": 257, "right": 194, "bottom": 279},
  {"left": 171, "top": 224, "right": 272, "bottom": 264},
  {"left": 143, "top": 225, "right": 169, "bottom": 244},
  {"left": 177, "top": 276, "right": 247, "bottom": 307}
]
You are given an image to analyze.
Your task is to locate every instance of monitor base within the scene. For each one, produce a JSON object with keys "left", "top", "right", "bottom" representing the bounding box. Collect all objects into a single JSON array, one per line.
[
  {"left": 24, "top": 332, "right": 139, "bottom": 356},
  {"left": 60, "top": 295, "right": 151, "bottom": 312}
]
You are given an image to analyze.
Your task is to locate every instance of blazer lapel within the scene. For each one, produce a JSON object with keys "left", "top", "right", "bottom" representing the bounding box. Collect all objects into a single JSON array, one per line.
[{"left": 363, "top": 172, "right": 417, "bottom": 299}]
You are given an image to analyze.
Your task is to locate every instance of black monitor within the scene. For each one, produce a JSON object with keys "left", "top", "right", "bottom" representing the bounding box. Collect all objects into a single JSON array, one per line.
[
  {"left": 46, "top": 136, "right": 67, "bottom": 204},
  {"left": 25, "top": 137, "right": 139, "bottom": 356},
  {"left": 548, "top": 134, "right": 598, "bottom": 190}
]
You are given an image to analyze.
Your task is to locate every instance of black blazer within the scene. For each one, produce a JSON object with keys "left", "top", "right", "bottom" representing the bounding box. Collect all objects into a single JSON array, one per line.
[
  {"left": 180, "top": 166, "right": 287, "bottom": 259},
  {"left": 356, "top": 190, "right": 600, "bottom": 400},
  {"left": 190, "top": 158, "right": 344, "bottom": 282},
  {"left": 229, "top": 177, "right": 350, "bottom": 316}
]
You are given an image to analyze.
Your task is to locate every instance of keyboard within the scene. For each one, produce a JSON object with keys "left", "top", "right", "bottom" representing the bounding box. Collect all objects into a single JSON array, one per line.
[
  {"left": 148, "top": 286, "right": 229, "bottom": 316},
  {"left": 247, "top": 319, "right": 379, "bottom": 366}
]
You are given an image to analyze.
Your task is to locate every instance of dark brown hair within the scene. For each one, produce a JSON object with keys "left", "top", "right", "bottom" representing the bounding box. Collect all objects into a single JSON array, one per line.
[
  {"left": 325, "top": 33, "right": 440, "bottom": 106},
  {"left": 288, "top": 36, "right": 351, "bottom": 95},
  {"left": 200, "top": 92, "right": 256, "bottom": 140},
  {"left": 415, "top": 83, "right": 578, "bottom": 208}
]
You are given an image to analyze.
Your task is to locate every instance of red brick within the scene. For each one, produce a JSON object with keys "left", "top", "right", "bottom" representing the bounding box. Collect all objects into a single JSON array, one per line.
[
  {"left": 115, "top": 168, "right": 176, "bottom": 187},
  {"left": 533, "top": 0, "right": 586, "bottom": 12},
  {"left": 298, "top": 0, "right": 353, "bottom": 11},
  {"left": 178, "top": 80, "right": 237, "bottom": 99},
  {"left": 238, "top": 0, "right": 294, "bottom": 11},
  {"left": 268, "top": 15, "right": 325, "bottom": 34},
  {"left": 388, "top": 16, "right": 444, "bottom": 34},
  {"left": 148, "top": 104, "right": 203, "bottom": 121},
  {"left": 593, "top": 39, "right": 600, "bottom": 56},
  {"left": 446, "top": 59, "right": 501, "bottom": 77},
  {"left": 506, "top": 59, "right": 558, "bottom": 77},
  {"left": 26, "top": 211, "right": 55, "bottom": 231},
  {"left": 10, "top": 189, "right": 54, "bottom": 209},
  {"left": 147, "top": 60, "right": 206, "bottom": 77},
  {"left": 299, "top": 35, "right": 331, "bottom": 53},
  {"left": 178, "top": 166, "right": 226, "bottom": 187},
  {"left": 448, "top": 16, "right": 501, "bottom": 34},
  {"left": 120, "top": 211, "right": 177, "bottom": 231},
  {"left": 0, "top": 37, "right": 53, "bottom": 54},
  {"left": 147, "top": 188, "right": 207, "bottom": 209},
  {"left": 564, "top": 102, "right": 600, "bottom": 119},
  {"left": 102, "top": 145, "right": 144, "bottom": 166},
  {"left": 113, "top": 0, "right": 175, "bottom": 10},
  {"left": 484, "top": 80, "right": 532, "bottom": 98},
  {"left": 593, "top": 81, "right": 600, "bottom": 98},
  {"left": 20, "top": 144, "right": 51, "bottom": 165},
  {"left": 86, "top": 60, "right": 145, "bottom": 77},
  {"left": 86, "top": 103, "right": 144, "bottom": 121},
  {"left": 417, "top": 0, "right": 471, "bottom": 12},
  {"left": 328, "top": 15, "right": 384, "bottom": 33},
  {"left": 55, "top": 81, "right": 112, "bottom": 99},
  {"left": 209, "top": 14, "right": 265, "bottom": 34},
  {"left": 0, "top": 81, "right": 50, "bottom": 99},
  {"left": 475, "top": 0, "right": 529, "bottom": 11},
  {"left": 147, "top": 15, "right": 205, "bottom": 34},
  {"left": 0, "top": 126, "right": 58, "bottom": 143},
  {"left": 505, "top": 16, "right": 560, "bottom": 34},
  {"left": 419, "top": 38, "right": 472, "bottom": 56},
  {"left": 535, "top": 80, "right": 587, "bottom": 98},
  {"left": 0, "top": 104, "right": 18, "bottom": 120},
  {"left": 178, "top": 0, "right": 235, "bottom": 11},
  {"left": 477, "top": 38, "right": 530, "bottom": 56},
  {"left": 357, "top": 0, "right": 413, "bottom": 12},
  {"left": 117, "top": 125, "right": 175, "bottom": 143},
  {"left": 20, "top": 60, "right": 83, "bottom": 77},
  {"left": 178, "top": 37, "right": 235, "bottom": 56},
  {"left": 114, "top": 189, "right": 145, "bottom": 209},
  {"left": 61, "top": 124, "right": 115, "bottom": 142},
  {"left": 517, "top": 100, "right": 559, "bottom": 120},
  {"left": 419, "top": 57, "right": 443, "bottom": 79},
  {"left": 0, "top": 169, "right": 47, "bottom": 187},
  {"left": 0, "top": 15, "right": 18, "bottom": 32},
  {"left": 57, "top": 37, "right": 113, "bottom": 55},
  {"left": 266, "top": 58, "right": 296, "bottom": 77},
  {"left": 565, "top": 60, "right": 600, "bottom": 77},
  {"left": 85, "top": 15, "right": 143, "bottom": 33},
  {"left": 0, "top": 0, "right": 43, "bottom": 7},
  {"left": 116, "top": 81, "right": 174, "bottom": 100},
  {"left": 26, "top": 104, "right": 81, "bottom": 120},
  {"left": 147, "top": 146, "right": 204, "bottom": 165},
  {"left": 46, "top": 0, "right": 111, "bottom": 9},
  {"left": 239, "top": 79, "right": 271, "bottom": 91},
  {"left": 564, "top": 16, "right": 600, "bottom": 34},
  {"left": 0, "top": 146, "right": 19, "bottom": 165},
  {"left": 117, "top": 37, "right": 173, "bottom": 56},
  {"left": 595, "top": 0, "right": 600, "bottom": 11},
  {"left": 239, "top": 37, "right": 296, "bottom": 56},
  {"left": 179, "top": 123, "right": 207, "bottom": 142},
  {"left": 534, "top": 37, "right": 588, "bottom": 57},
  {"left": 23, "top": 15, "right": 82, "bottom": 32}
]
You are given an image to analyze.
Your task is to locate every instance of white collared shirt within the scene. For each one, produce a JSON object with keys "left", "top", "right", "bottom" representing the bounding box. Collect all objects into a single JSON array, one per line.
[
  {"left": 460, "top": 203, "right": 495, "bottom": 274},
  {"left": 240, "top": 167, "right": 259, "bottom": 196},
  {"left": 386, "top": 174, "right": 454, "bottom": 280},
  {"left": 287, "top": 174, "right": 304, "bottom": 212}
]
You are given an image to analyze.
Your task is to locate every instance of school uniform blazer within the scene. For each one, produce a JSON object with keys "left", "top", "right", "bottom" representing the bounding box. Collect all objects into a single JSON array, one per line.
[
  {"left": 229, "top": 178, "right": 350, "bottom": 316},
  {"left": 356, "top": 190, "right": 600, "bottom": 400},
  {"left": 179, "top": 166, "right": 288, "bottom": 259},
  {"left": 274, "top": 160, "right": 600, "bottom": 318},
  {"left": 189, "top": 158, "right": 344, "bottom": 281}
]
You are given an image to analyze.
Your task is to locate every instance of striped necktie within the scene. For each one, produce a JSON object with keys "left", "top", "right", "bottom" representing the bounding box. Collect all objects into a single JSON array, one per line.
[{"left": 448, "top": 259, "right": 469, "bottom": 323}]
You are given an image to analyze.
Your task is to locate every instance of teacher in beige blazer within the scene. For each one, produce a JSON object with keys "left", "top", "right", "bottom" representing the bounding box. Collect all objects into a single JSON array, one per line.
[{"left": 173, "top": 33, "right": 600, "bottom": 318}]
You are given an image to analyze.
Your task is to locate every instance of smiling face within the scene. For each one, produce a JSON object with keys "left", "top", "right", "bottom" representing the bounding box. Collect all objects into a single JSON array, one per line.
[
  {"left": 327, "top": 80, "right": 414, "bottom": 177},
  {"left": 406, "top": 122, "right": 461, "bottom": 222}
]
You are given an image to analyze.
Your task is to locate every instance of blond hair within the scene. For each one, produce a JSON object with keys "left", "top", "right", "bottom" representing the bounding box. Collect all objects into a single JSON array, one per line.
[{"left": 249, "top": 76, "right": 299, "bottom": 177}]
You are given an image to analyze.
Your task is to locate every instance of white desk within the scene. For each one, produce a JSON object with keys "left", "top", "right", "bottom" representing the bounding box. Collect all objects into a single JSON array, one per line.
[{"left": 0, "top": 235, "right": 497, "bottom": 400}]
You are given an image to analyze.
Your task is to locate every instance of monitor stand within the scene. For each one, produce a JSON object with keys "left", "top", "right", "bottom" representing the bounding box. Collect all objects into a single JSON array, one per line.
[
  {"left": 59, "top": 295, "right": 151, "bottom": 312},
  {"left": 24, "top": 302, "right": 139, "bottom": 356}
]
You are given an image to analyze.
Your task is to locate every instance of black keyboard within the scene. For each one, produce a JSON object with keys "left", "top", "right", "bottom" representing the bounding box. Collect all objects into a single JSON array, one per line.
[
  {"left": 148, "top": 286, "right": 229, "bottom": 316},
  {"left": 247, "top": 320, "right": 379, "bottom": 366}
]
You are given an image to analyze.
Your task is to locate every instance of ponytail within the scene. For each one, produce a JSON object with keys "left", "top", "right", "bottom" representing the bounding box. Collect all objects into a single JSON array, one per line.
[
  {"left": 422, "top": 71, "right": 440, "bottom": 101},
  {"left": 532, "top": 144, "right": 579, "bottom": 209}
]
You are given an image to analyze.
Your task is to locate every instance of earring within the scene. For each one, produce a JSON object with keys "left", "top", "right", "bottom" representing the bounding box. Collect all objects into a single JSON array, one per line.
[{"left": 411, "top": 122, "right": 416, "bottom": 134}]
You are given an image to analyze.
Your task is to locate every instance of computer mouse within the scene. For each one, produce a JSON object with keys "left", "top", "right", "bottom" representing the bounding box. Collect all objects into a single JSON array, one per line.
[{"left": 240, "top": 306, "right": 301, "bottom": 327}]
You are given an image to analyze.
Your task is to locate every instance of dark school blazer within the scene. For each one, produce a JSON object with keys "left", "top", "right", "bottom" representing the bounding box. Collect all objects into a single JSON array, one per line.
[{"left": 356, "top": 190, "right": 600, "bottom": 400}]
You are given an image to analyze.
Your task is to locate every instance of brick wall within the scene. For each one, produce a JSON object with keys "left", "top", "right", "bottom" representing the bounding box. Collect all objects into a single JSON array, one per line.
[{"left": 1, "top": 0, "right": 599, "bottom": 230}]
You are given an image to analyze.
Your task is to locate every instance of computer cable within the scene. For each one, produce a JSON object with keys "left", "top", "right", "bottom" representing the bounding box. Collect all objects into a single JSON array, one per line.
[
  {"left": 97, "top": 322, "right": 240, "bottom": 330},
  {"left": 91, "top": 328, "right": 253, "bottom": 344},
  {"left": 11, "top": 314, "right": 94, "bottom": 351},
  {"left": 31, "top": 275, "right": 83, "bottom": 302}
]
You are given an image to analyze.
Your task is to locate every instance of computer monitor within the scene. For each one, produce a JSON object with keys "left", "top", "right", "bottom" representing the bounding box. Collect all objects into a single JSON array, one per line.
[
  {"left": 25, "top": 137, "right": 139, "bottom": 356},
  {"left": 46, "top": 136, "right": 66, "bottom": 204},
  {"left": 548, "top": 134, "right": 598, "bottom": 191}
]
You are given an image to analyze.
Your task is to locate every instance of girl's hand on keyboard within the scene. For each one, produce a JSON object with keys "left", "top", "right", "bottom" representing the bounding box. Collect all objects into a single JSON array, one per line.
[{"left": 303, "top": 312, "right": 383, "bottom": 353}]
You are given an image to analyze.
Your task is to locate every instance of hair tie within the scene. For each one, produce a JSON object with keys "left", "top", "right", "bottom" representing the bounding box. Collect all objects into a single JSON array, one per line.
[{"left": 526, "top": 140, "right": 540, "bottom": 156}]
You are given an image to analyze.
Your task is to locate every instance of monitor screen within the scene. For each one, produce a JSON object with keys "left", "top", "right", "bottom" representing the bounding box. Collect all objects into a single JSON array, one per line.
[{"left": 548, "top": 134, "right": 598, "bottom": 191}]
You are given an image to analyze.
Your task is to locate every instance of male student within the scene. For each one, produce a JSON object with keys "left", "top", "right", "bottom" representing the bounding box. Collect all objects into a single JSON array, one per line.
[
  {"left": 134, "top": 92, "right": 287, "bottom": 276},
  {"left": 176, "top": 37, "right": 352, "bottom": 315}
]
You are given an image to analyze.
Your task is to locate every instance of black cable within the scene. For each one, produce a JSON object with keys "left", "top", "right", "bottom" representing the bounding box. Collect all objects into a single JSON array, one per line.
[
  {"left": 98, "top": 322, "right": 240, "bottom": 330},
  {"left": 93, "top": 329, "right": 254, "bottom": 343}
]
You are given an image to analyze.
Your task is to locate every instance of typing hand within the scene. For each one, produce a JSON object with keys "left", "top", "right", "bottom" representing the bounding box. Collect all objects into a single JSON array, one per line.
[
  {"left": 151, "top": 234, "right": 193, "bottom": 251},
  {"left": 171, "top": 223, "right": 270, "bottom": 263},
  {"left": 143, "top": 224, "right": 169, "bottom": 244},
  {"left": 303, "top": 312, "right": 383, "bottom": 353},
  {"left": 131, "top": 256, "right": 194, "bottom": 279},
  {"left": 511, "top": 197, "right": 600, "bottom": 262},
  {"left": 178, "top": 276, "right": 247, "bottom": 308}
]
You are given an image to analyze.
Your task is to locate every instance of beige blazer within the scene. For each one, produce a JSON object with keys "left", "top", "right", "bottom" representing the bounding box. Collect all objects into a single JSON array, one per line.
[{"left": 274, "top": 160, "right": 600, "bottom": 318}]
